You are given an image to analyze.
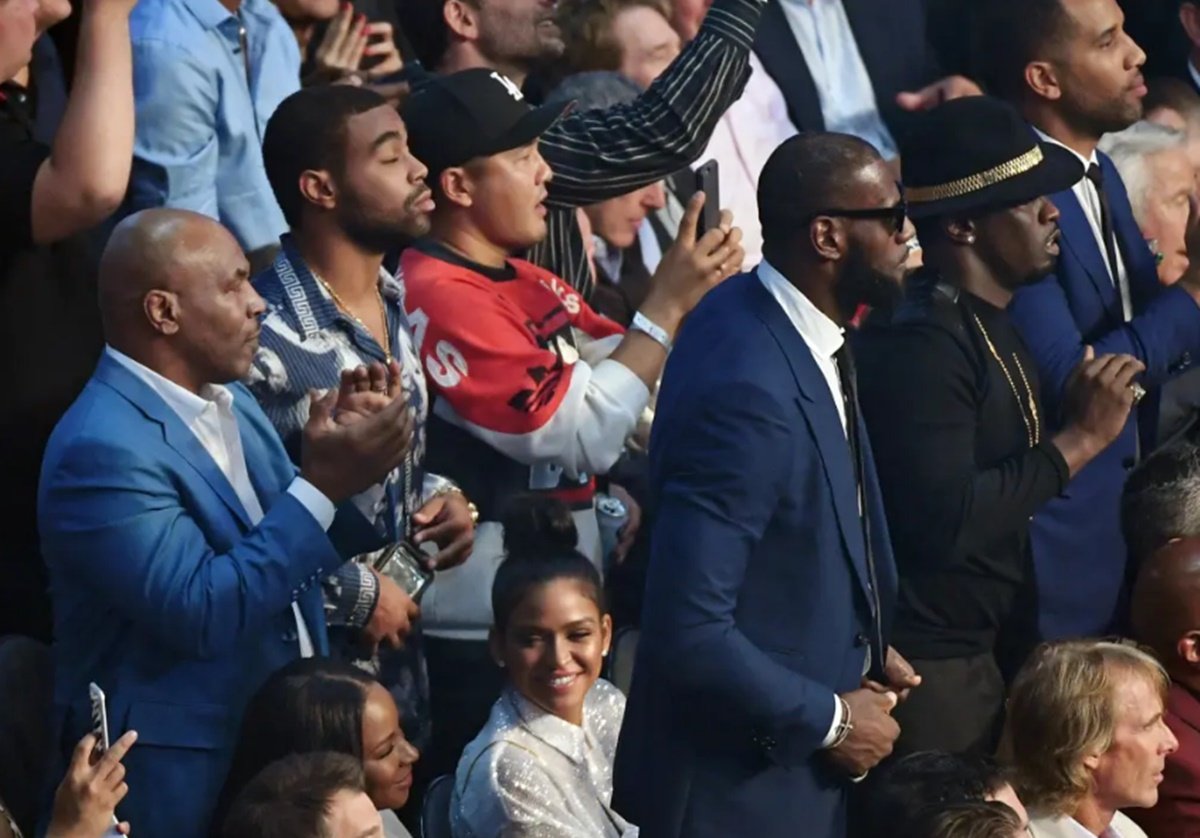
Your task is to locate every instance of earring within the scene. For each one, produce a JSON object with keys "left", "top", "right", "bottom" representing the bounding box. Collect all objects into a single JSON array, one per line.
[
  {"left": 495, "top": 660, "right": 506, "bottom": 669},
  {"left": 602, "top": 648, "right": 610, "bottom": 658},
  {"left": 1148, "top": 239, "right": 1165, "bottom": 266},
  {"left": 965, "top": 234, "right": 976, "bottom": 244}
]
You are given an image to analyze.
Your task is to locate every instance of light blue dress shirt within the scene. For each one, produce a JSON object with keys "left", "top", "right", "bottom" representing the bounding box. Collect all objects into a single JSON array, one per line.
[
  {"left": 128, "top": 0, "right": 299, "bottom": 252},
  {"left": 777, "top": 0, "right": 898, "bottom": 158}
]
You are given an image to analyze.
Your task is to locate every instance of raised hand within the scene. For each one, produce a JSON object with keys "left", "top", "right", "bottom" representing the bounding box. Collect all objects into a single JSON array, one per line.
[
  {"left": 301, "top": 387, "right": 413, "bottom": 503},
  {"left": 334, "top": 359, "right": 403, "bottom": 426},
  {"left": 1062, "top": 347, "right": 1145, "bottom": 448},
  {"left": 640, "top": 192, "right": 744, "bottom": 332}
]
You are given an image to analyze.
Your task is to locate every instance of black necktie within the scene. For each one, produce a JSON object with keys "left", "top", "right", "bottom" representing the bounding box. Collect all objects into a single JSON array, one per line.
[
  {"left": 834, "top": 344, "right": 884, "bottom": 677},
  {"left": 1085, "top": 163, "right": 1128, "bottom": 312}
]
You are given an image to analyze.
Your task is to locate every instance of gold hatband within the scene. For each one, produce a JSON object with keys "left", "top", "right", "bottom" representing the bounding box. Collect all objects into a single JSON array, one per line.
[{"left": 907, "top": 146, "right": 1044, "bottom": 203}]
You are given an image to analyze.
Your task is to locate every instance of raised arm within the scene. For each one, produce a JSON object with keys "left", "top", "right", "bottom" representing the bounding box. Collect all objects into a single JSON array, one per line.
[
  {"left": 537, "top": 0, "right": 762, "bottom": 208},
  {"left": 30, "top": 0, "right": 136, "bottom": 244}
]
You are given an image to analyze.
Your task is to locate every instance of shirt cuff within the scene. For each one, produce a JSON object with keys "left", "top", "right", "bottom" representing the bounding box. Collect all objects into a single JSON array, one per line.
[
  {"left": 820, "top": 694, "right": 844, "bottom": 749},
  {"left": 421, "top": 472, "right": 460, "bottom": 505},
  {"left": 287, "top": 477, "right": 337, "bottom": 531},
  {"left": 592, "top": 357, "right": 653, "bottom": 416},
  {"left": 322, "top": 560, "right": 381, "bottom": 628}
]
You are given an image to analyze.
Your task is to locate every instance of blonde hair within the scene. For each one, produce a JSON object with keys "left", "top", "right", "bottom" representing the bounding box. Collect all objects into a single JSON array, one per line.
[{"left": 1002, "top": 640, "right": 1169, "bottom": 816}]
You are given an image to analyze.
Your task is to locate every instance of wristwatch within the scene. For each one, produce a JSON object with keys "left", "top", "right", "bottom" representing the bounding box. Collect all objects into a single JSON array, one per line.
[{"left": 631, "top": 311, "right": 672, "bottom": 352}]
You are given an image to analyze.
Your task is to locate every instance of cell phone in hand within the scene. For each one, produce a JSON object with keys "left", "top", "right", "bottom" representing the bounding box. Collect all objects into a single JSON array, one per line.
[
  {"left": 89, "top": 682, "right": 110, "bottom": 759},
  {"left": 693, "top": 159, "right": 720, "bottom": 238}
]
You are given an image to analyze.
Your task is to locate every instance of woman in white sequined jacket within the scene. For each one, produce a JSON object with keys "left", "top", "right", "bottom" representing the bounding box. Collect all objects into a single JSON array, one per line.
[{"left": 452, "top": 497, "right": 636, "bottom": 838}]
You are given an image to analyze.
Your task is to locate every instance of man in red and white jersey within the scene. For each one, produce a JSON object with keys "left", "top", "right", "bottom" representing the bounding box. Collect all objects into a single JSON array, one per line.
[{"left": 399, "top": 67, "right": 744, "bottom": 776}]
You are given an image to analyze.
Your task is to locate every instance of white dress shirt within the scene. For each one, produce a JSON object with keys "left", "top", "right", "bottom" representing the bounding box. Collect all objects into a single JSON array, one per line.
[
  {"left": 1034, "top": 129, "right": 1133, "bottom": 321},
  {"left": 1189, "top": 58, "right": 1200, "bottom": 92},
  {"left": 757, "top": 261, "right": 849, "bottom": 743},
  {"left": 698, "top": 54, "right": 798, "bottom": 269},
  {"left": 106, "top": 346, "right": 335, "bottom": 656},
  {"left": 1028, "top": 809, "right": 1147, "bottom": 838},
  {"left": 777, "top": 0, "right": 898, "bottom": 159}
]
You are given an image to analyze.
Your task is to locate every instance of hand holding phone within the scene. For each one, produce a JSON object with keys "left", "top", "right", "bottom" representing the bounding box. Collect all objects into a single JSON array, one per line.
[{"left": 49, "top": 685, "right": 136, "bottom": 835}]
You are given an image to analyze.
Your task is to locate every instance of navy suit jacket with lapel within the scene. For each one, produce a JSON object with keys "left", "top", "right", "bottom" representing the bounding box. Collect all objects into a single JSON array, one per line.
[
  {"left": 38, "top": 353, "right": 377, "bottom": 838},
  {"left": 1008, "top": 150, "right": 1200, "bottom": 640},
  {"left": 753, "top": 0, "right": 940, "bottom": 141},
  {"left": 612, "top": 271, "right": 898, "bottom": 838}
]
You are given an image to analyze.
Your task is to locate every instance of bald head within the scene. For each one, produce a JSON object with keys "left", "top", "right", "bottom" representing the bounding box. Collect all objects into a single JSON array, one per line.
[
  {"left": 99, "top": 209, "right": 264, "bottom": 392},
  {"left": 1132, "top": 536, "right": 1200, "bottom": 675},
  {"left": 99, "top": 209, "right": 245, "bottom": 339}
]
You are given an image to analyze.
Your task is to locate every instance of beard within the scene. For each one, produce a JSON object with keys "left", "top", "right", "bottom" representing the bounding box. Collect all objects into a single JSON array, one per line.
[
  {"left": 339, "top": 190, "right": 431, "bottom": 253},
  {"left": 835, "top": 246, "right": 906, "bottom": 319},
  {"left": 1065, "top": 92, "right": 1142, "bottom": 139}
]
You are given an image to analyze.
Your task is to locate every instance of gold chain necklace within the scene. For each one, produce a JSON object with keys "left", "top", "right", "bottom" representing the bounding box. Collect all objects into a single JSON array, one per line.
[
  {"left": 971, "top": 311, "right": 1040, "bottom": 448},
  {"left": 314, "top": 273, "right": 392, "bottom": 363}
]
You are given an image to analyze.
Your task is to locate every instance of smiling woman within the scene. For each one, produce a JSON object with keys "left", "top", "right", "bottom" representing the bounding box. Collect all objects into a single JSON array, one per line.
[{"left": 451, "top": 496, "right": 635, "bottom": 838}]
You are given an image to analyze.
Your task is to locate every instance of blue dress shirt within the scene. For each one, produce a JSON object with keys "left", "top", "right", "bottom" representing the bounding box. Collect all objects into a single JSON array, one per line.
[{"left": 128, "top": 0, "right": 299, "bottom": 252}]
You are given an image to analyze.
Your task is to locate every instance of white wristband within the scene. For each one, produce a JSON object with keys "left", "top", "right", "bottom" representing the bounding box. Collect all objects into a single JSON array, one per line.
[{"left": 631, "top": 311, "right": 672, "bottom": 352}]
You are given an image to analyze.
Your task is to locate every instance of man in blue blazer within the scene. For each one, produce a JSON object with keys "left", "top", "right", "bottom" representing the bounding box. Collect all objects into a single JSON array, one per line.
[
  {"left": 612, "top": 134, "right": 921, "bottom": 838},
  {"left": 38, "top": 209, "right": 414, "bottom": 837},
  {"left": 974, "top": 0, "right": 1200, "bottom": 640}
]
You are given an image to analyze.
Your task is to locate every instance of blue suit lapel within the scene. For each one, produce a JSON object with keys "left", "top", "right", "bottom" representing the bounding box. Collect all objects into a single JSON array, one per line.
[
  {"left": 1052, "top": 186, "right": 1125, "bottom": 327},
  {"left": 747, "top": 275, "right": 875, "bottom": 610},
  {"left": 95, "top": 354, "right": 254, "bottom": 530}
]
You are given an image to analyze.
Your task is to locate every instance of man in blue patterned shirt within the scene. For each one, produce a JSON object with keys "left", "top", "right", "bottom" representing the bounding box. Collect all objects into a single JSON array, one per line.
[{"left": 245, "top": 85, "right": 476, "bottom": 749}]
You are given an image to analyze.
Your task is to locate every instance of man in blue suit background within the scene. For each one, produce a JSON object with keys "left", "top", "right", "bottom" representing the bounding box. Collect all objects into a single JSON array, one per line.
[
  {"left": 38, "top": 209, "right": 415, "bottom": 836},
  {"left": 612, "top": 134, "right": 921, "bottom": 838},
  {"left": 974, "top": 0, "right": 1200, "bottom": 640}
]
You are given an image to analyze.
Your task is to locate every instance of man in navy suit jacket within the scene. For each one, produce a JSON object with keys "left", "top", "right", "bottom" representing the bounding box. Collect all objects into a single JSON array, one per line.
[
  {"left": 612, "top": 134, "right": 921, "bottom": 838},
  {"left": 974, "top": 0, "right": 1200, "bottom": 639},
  {"left": 38, "top": 209, "right": 413, "bottom": 837}
]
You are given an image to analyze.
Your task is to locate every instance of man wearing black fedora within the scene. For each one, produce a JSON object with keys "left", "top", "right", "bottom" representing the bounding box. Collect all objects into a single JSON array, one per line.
[{"left": 856, "top": 96, "right": 1145, "bottom": 756}]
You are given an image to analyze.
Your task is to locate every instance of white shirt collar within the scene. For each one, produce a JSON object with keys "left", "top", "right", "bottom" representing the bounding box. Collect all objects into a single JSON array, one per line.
[
  {"left": 1190, "top": 58, "right": 1200, "bottom": 95},
  {"left": 105, "top": 345, "right": 233, "bottom": 423},
  {"left": 506, "top": 687, "right": 592, "bottom": 765},
  {"left": 756, "top": 259, "right": 845, "bottom": 360},
  {"left": 1033, "top": 126, "right": 1099, "bottom": 171}
]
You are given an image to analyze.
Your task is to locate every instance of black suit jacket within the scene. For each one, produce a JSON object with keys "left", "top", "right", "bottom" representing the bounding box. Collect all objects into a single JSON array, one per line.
[{"left": 753, "top": 0, "right": 941, "bottom": 145}]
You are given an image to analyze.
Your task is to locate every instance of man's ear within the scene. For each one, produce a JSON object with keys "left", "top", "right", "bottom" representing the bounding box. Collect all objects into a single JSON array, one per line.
[
  {"left": 810, "top": 217, "right": 846, "bottom": 262},
  {"left": 444, "top": 0, "right": 481, "bottom": 41},
  {"left": 299, "top": 169, "right": 338, "bottom": 214},
  {"left": 144, "top": 289, "right": 181, "bottom": 336},
  {"left": 1026, "top": 59, "right": 1063, "bottom": 103},
  {"left": 440, "top": 166, "right": 475, "bottom": 209}
]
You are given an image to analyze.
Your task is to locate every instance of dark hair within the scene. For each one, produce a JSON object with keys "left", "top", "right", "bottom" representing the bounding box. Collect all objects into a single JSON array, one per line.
[
  {"left": 1122, "top": 439, "right": 1200, "bottom": 560},
  {"left": 263, "top": 85, "right": 389, "bottom": 228},
  {"left": 971, "top": 0, "right": 1074, "bottom": 101},
  {"left": 491, "top": 495, "right": 605, "bottom": 632},
  {"left": 211, "top": 658, "right": 377, "bottom": 834},
  {"left": 396, "top": 0, "right": 455, "bottom": 71},
  {"left": 903, "top": 801, "right": 1022, "bottom": 838},
  {"left": 222, "top": 752, "right": 366, "bottom": 838},
  {"left": 757, "top": 132, "right": 881, "bottom": 255},
  {"left": 858, "top": 751, "right": 1013, "bottom": 836}
]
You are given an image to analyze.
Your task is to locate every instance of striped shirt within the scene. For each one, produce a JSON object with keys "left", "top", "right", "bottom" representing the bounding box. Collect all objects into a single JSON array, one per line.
[{"left": 526, "top": 0, "right": 763, "bottom": 298}]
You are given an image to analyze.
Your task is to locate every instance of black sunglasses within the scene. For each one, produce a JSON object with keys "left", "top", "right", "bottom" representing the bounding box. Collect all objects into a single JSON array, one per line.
[{"left": 807, "top": 184, "right": 908, "bottom": 235}]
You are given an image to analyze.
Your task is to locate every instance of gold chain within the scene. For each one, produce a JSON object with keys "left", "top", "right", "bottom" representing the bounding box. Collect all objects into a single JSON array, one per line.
[
  {"left": 314, "top": 273, "right": 393, "bottom": 363},
  {"left": 971, "top": 312, "right": 1040, "bottom": 448}
]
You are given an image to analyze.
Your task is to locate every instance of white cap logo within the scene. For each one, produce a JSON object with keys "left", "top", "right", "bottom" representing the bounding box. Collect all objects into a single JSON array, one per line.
[{"left": 490, "top": 71, "right": 524, "bottom": 102}]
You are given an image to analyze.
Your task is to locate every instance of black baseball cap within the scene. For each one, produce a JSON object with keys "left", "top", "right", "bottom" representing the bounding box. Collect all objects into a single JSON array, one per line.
[{"left": 403, "top": 68, "right": 573, "bottom": 180}]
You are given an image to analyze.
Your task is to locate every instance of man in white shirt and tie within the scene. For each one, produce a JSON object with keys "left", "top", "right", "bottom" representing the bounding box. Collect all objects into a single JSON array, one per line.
[
  {"left": 974, "top": 0, "right": 1200, "bottom": 642},
  {"left": 38, "top": 208, "right": 414, "bottom": 837}
]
